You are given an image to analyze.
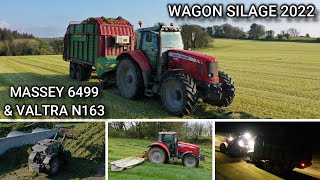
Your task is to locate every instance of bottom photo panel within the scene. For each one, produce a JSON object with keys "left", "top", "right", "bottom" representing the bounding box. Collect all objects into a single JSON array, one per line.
[
  {"left": 215, "top": 122, "right": 320, "bottom": 180},
  {"left": 0, "top": 122, "right": 105, "bottom": 180},
  {"left": 108, "top": 121, "right": 213, "bottom": 180}
]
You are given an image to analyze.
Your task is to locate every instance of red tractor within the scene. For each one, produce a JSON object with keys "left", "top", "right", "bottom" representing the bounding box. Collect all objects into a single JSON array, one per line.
[
  {"left": 116, "top": 24, "right": 235, "bottom": 116},
  {"left": 147, "top": 132, "right": 205, "bottom": 167},
  {"left": 63, "top": 17, "right": 235, "bottom": 116}
]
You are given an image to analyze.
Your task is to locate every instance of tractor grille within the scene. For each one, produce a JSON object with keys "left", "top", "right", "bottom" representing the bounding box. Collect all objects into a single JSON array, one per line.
[{"left": 206, "top": 61, "right": 218, "bottom": 77}]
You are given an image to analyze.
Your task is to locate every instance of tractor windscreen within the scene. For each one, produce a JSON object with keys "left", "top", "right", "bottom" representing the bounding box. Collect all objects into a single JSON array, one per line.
[{"left": 161, "top": 32, "right": 184, "bottom": 51}]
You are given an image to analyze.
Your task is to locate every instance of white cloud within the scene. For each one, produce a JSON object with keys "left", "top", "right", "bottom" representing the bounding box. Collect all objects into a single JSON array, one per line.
[{"left": 0, "top": 21, "right": 10, "bottom": 29}]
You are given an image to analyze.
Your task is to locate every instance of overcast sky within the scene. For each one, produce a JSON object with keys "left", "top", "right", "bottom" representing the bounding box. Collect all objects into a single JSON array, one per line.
[{"left": 0, "top": 0, "right": 319, "bottom": 37}]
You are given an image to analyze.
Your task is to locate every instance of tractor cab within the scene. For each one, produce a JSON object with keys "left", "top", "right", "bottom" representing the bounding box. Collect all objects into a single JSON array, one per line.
[
  {"left": 32, "top": 139, "right": 59, "bottom": 155},
  {"left": 136, "top": 25, "right": 183, "bottom": 71},
  {"left": 158, "top": 132, "right": 179, "bottom": 156}
]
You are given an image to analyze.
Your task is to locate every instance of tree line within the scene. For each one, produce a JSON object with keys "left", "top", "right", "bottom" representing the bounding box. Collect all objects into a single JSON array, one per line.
[
  {"left": 181, "top": 23, "right": 319, "bottom": 49},
  {"left": 109, "top": 122, "right": 212, "bottom": 143},
  {"left": 206, "top": 23, "right": 313, "bottom": 40},
  {"left": 0, "top": 28, "right": 63, "bottom": 56}
]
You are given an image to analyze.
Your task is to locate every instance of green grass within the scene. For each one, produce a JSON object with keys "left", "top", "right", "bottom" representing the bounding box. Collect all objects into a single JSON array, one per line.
[
  {"left": 196, "top": 39, "right": 320, "bottom": 118},
  {"left": 0, "top": 122, "right": 105, "bottom": 179},
  {"left": 0, "top": 39, "right": 319, "bottom": 118},
  {"left": 108, "top": 137, "right": 212, "bottom": 180}
]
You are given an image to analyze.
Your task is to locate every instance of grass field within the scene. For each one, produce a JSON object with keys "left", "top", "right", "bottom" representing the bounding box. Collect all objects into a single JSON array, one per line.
[
  {"left": 108, "top": 137, "right": 212, "bottom": 180},
  {"left": 0, "top": 39, "right": 319, "bottom": 118},
  {"left": 0, "top": 123, "right": 105, "bottom": 179}
]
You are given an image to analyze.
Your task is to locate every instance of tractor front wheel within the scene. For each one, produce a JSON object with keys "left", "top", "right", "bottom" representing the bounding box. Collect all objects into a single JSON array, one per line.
[
  {"left": 116, "top": 59, "right": 143, "bottom": 99},
  {"left": 220, "top": 143, "right": 227, "bottom": 153},
  {"left": 148, "top": 147, "right": 166, "bottom": 164},
  {"left": 216, "top": 71, "right": 235, "bottom": 107},
  {"left": 45, "top": 157, "right": 60, "bottom": 176},
  {"left": 204, "top": 71, "right": 235, "bottom": 107},
  {"left": 160, "top": 73, "right": 198, "bottom": 116},
  {"left": 182, "top": 154, "right": 199, "bottom": 168}
]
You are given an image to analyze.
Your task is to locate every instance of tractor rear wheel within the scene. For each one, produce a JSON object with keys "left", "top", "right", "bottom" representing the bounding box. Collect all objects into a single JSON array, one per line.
[
  {"left": 70, "top": 62, "right": 77, "bottom": 79},
  {"left": 182, "top": 154, "right": 199, "bottom": 168},
  {"left": 148, "top": 147, "right": 166, "bottom": 164},
  {"left": 46, "top": 157, "right": 60, "bottom": 176},
  {"left": 160, "top": 73, "right": 198, "bottom": 116},
  {"left": 220, "top": 143, "right": 227, "bottom": 153},
  {"left": 76, "top": 65, "right": 85, "bottom": 81},
  {"left": 116, "top": 59, "right": 143, "bottom": 99}
]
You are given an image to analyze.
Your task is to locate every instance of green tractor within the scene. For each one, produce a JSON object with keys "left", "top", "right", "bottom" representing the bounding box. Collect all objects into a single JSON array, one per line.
[{"left": 28, "top": 133, "right": 72, "bottom": 176}]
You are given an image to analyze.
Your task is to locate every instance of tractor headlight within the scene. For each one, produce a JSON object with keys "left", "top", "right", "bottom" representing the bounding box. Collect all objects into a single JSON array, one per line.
[
  {"left": 208, "top": 73, "right": 214, "bottom": 78},
  {"left": 238, "top": 140, "right": 245, "bottom": 147},
  {"left": 243, "top": 132, "right": 251, "bottom": 139}
]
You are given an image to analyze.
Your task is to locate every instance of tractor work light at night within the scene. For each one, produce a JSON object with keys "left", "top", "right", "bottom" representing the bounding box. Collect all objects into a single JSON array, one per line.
[
  {"left": 227, "top": 136, "right": 233, "bottom": 141},
  {"left": 238, "top": 140, "right": 245, "bottom": 147},
  {"left": 243, "top": 132, "right": 251, "bottom": 139}
]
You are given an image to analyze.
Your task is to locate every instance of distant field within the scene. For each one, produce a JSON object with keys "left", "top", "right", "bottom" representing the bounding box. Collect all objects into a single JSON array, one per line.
[
  {"left": 0, "top": 39, "right": 319, "bottom": 118},
  {"left": 108, "top": 137, "right": 212, "bottom": 180}
]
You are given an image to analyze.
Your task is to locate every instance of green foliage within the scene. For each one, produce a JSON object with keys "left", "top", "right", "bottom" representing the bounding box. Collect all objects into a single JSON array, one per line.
[
  {"left": 265, "top": 30, "right": 275, "bottom": 40},
  {"left": 0, "top": 28, "right": 34, "bottom": 41},
  {"left": 207, "top": 24, "right": 244, "bottom": 39},
  {"left": 181, "top": 24, "right": 211, "bottom": 49},
  {"left": 49, "top": 38, "right": 64, "bottom": 54},
  {"left": 0, "top": 28, "right": 63, "bottom": 56},
  {"left": 248, "top": 23, "right": 266, "bottom": 39}
]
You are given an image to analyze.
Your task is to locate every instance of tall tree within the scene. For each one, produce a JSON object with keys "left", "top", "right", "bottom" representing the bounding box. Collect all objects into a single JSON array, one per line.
[
  {"left": 287, "top": 28, "right": 300, "bottom": 37},
  {"left": 248, "top": 23, "right": 265, "bottom": 39}
]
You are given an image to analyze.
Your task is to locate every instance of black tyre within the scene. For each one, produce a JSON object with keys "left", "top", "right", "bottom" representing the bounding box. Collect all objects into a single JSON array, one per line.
[
  {"left": 182, "top": 154, "right": 199, "bottom": 168},
  {"left": 263, "top": 161, "right": 272, "bottom": 172},
  {"left": 148, "top": 147, "right": 166, "bottom": 164},
  {"left": 220, "top": 143, "right": 227, "bottom": 153},
  {"left": 83, "top": 67, "right": 92, "bottom": 81},
  {"left": 116, "top": 58, "right": 143, "bottom": 99},
  {"left": 272, "top": 164, "right": 284, "bottom": 176},
  {"left": 45, "top": 157, "right": 60, "bottom": 176},
  {"left": 212, "top": 71, "right": 235, "bottom": 107},
  {"left": 76, "top": 65, "right": 85, "bottom": 81},
  {"left": 63, "top": 150, "right": 71, "bottom": 165},
  {"left": 160, "top": 73, "right": 198, "bottom": 116},
  {"left": 69, "top": 62, "right": 77, "bottom": 79}
]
